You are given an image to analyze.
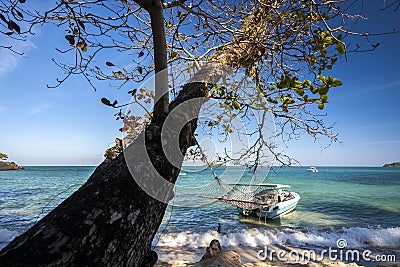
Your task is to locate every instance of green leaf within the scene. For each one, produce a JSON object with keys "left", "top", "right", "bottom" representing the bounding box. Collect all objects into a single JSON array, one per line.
[
  {"left": 7, "top": 20, "right": 21, "bottom": 34},
  {"left": 318, "top": 103, "right": 325, "bottom": 110},
  {"left": 310, "top": 86, "right": 319, "bottom": 94},
  {"left": 232, "top": 101, "right": 241, "bottom": 110},
  {"left": 326, "top": 75, "right": 333, "bottom": 85},
  {"left": 372, "top": 42, "right": 381, "bottom": 49},
  {"left": 320, "top": 95, "right": 328, "bottom": 103},
  {"left": 317, "top": 75, "right": 326, "bottom": 84},
  {"left": 101, "top": 98, "right": 112, "bottom": 106},
  {"left": 222, "top": 124, "right": 233, "bottom": 133},
  {"left": 177, "top": 11, "right": 185, "bottom": 19},
  {"left": 293, "top": 88, "right": 305, "bottom": 96},
  {"left": 0, "top": 152, "right": 8, "bottom": 160},
  {"left": 331, "top": 78, "right": 343, "bottom": 87},
  {"left": 113, "top": 71, "right": 122, "bottom": 77},
  {"left": 82, "top": 43, "right": 88, "bottom": 52},
  {"left": 336, "top": 42, "right": 346, "bottom": 54},
  {"left": 319, "top": 85, "right": 329, "bottom": 95},
  {"left": 169, "top": 51, "right": 178, "bottom": 60},
  {"left": 15, "top": 10, "right": 23, "bottom": 19},
  {"left": 65, "top": 35, "right": 75, "bottom": 46},
  {"left": 302, "top": 80, "right": 311, "bottom": 87},
  {"left": 76, "top": 41, "right": 88, "bottom": 52},
  {"left": 128, "top": 89, "right": 137, "bottom": 96},
  {"left": 0, "top": 13, "right": 7, "bottom": 24},
  {"left": 207, "top": 120, "right": 220, "bottom": 127},
  {"left": 76, "top": 41, "right": 84, "bottom": 48}
]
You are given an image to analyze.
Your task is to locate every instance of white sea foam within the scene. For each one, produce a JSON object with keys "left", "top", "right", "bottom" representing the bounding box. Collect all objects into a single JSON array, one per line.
[
  {"left": 154, "top": 227, "right": 400, "bottom": 249},
  {"left": 0, "top": 228, "right": 18, "bottom": 250}
]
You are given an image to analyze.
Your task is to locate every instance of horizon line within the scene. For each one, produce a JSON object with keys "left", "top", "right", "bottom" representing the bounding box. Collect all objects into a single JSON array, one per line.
[{"left": 17, "top": 164, "right": 392, "bottom": 168}]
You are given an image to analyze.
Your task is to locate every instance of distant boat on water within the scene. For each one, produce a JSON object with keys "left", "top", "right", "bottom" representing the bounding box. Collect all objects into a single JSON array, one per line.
[
  {"left": 179, "top": 172, "right": 187, "bottom": 176},
  {"left": 307, "top": 167, "right": 319, "bottom": 173}
]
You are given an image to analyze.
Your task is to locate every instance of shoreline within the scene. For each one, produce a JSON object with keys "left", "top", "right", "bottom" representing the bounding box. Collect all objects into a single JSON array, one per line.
[{"left": 154, "top": 244, "right": 400, "bottom": 267}]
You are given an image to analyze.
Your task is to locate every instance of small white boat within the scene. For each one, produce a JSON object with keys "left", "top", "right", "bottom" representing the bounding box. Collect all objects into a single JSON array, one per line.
[
  {"left": 201, "top": 184, "right": 300, "bottom": 220},
  {"left": 178, "top": 172, "right": 187, "bottom": 176},
  {"left": 235, "top": 184, "right": 300, "bottom": 219},
  {"left": 307, "top": 167, "right": 318, "bottom": 173}
]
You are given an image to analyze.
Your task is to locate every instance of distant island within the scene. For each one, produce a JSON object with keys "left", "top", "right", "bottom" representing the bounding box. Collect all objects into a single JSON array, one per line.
[
  {"left": 0, "top": 161, "right": 24, "bottom": 171},
  {"left": 383, "top": 162, "right": 400, "bottom": 168}
]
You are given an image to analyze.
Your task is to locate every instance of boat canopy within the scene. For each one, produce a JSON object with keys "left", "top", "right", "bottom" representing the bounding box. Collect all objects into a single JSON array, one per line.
[
  {"left": 230, "top": 183, "right": 290, "bottom": 189},
  {"left": 200, "top": 183, "right": 291, "bottom": 210}
]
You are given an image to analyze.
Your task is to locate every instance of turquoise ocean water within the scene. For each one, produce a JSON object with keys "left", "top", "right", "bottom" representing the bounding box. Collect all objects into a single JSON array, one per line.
[{"left": 0, "top": 166, "right": 399, "bottom": 250}]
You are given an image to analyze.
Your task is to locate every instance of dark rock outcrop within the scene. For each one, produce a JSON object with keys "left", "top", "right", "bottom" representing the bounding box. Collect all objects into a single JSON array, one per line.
[
  {"left": 383, "top": 162, "right": 400, "bottom": 168},
  {"left": 0, "top": 161, "right": 24, "bottom": 171}
]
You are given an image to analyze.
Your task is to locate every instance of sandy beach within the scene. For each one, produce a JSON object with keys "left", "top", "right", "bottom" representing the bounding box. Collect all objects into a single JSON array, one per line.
[{"left": 154, "top": 244, "right": 400, "bottom": 267}]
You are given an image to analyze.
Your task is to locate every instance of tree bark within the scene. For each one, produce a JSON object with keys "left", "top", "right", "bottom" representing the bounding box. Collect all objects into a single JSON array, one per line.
[
  {"left": 0, "top": 81, "right": 212, "bottom": 267},
  {"left": 148, "top": 0, "right": 169, "bottom": 123}
]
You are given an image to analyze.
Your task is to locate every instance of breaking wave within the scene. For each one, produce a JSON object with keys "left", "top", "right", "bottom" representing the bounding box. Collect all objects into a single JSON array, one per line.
[{"left": 154, "top": 226, "right": 400, "bottom": 249}]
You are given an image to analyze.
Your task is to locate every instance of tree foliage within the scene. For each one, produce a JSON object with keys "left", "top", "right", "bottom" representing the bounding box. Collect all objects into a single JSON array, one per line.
[
  {"left": 0, "top": 1, "right": 37, "bottom": 55},
  {"left": 0, "top": 152, "right": 8, "bottom": 161},
  {"left": 1, "top": 0, "right": 398, "bottom": 167}
]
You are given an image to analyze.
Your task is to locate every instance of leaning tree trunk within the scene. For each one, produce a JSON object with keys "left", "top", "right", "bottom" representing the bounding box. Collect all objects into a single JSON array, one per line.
[{"left": 0, "top": 81, "right": 213, "bottom": 267}]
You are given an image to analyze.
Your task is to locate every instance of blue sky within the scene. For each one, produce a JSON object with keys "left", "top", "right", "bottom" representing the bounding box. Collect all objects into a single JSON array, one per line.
[
  {"left": 284, "top": 2, "right": 400, "bottom": 166},
  {"left": 0, "top": 1, "right": 399, "bottom": 166}
]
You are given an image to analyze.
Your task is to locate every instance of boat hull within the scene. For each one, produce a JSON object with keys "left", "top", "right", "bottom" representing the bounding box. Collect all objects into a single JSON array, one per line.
[{"left": 238, "top": 192, "right": 300, "bottom": 219}]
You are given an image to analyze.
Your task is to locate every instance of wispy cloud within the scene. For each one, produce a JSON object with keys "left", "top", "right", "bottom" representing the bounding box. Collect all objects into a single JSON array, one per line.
[
  {"left": 356, "top": 122, "right": 398, "bottom": 130},
  {"left": 335, "top": 81, "right": 400, "bottom": 101},
  {"left": 28, "top": 104, "right": 53, "bottom": 116},
  {"left": 364, "top": 140, "right": 400, "bottom": 145},
  {"left": 367, "top": 81, "right": 400, "bottom": 92},
  {"left": 0, "top": 51, "right": 19, "bottom": 76},
  {"left": 0, "top": 37, "right": 36, "bottom": 76}
]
